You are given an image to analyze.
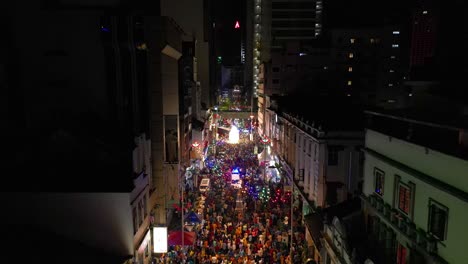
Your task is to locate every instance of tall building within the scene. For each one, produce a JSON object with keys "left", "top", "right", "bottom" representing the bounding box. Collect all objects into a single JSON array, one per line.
[
  {"left": 409, "top": 0, "right": 438, "bottom": 69},
  {"left": 1, "top": 1, "right": 167, "bottom": 263},
  {"left": 161, "top": 0, "right": 211, "bottom": 112},
  {"left": 249, "top": 0, "right": 324, "bottom": 98}
]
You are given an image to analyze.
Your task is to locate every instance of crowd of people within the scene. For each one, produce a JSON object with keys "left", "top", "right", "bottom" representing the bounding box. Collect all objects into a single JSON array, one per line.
[{"left": 154, "top": 127, "right": 306, "bottom": 264}]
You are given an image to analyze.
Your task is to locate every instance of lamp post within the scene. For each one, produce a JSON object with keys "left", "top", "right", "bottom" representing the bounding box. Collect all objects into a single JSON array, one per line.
[
  {"left": 250, "top": 115, "right": 254, "bottom": 142},
  {"left": 181, "top": 173, "right": 184, "bottom": 248}
]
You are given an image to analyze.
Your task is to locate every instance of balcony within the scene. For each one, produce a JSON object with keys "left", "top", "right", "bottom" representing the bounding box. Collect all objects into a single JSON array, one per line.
[{"left": 361, "top": 194, "right": 447, "bottom": 263}]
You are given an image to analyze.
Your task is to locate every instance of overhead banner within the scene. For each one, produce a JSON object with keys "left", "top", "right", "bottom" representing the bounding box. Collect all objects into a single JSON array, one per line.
[{"left": 153, "top": 227, "right": 168, "bottom": 253}]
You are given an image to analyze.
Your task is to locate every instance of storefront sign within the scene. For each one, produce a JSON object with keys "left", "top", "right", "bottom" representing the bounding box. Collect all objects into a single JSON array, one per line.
[{"left": 153, "top": 227, "right": 168, "bottom": 253}]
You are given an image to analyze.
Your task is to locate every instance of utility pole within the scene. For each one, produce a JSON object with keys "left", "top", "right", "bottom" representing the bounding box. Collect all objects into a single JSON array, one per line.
[{"left": 181, "top": 172, "right": 184, "bottom": 248}]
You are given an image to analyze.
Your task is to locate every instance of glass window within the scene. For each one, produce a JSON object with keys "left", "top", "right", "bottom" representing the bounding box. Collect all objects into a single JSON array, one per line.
[
  {"left": 350, "top": 38, "right": 355, "bottom": 44},
  {"left": 133, "top": 207, "right": 138, "bottom": 234},
  {"left": 396, "top": 242, "right": 407, "bottom": 264},
  {"left": 273, "top": 67, "right": 280, "bottom": 72},
  {"left": 138, "top": 200, "right": 144, "bottom": 226},
  {"left": 348, "top": 66, "right": 353, "bottom": 72},
  {"left": 374, "top": 168, "right": 384, "bottom": 195},
  {"left": 314, "top": 145, "right": 318, "bottom": 161},
  {"left": 273, "top": 79, "right": 280, "bottom": 84},
  {"left": 428, "top": 199, "right": 448, "bottom": 240},
  {"left": 327, "top": 146, "right": 339, "bottom": 165},
  {"left": 349, "top": 53, "right": 354, "bottom": 58},
  {"left": 143, "top": 194, "right": 148, "bottom": 218},
  {"left": 398, "top": 183, "right": 411, "bottom": 215},
  {"left": 347, "top": 80, "right": 352, "bottom": 86}
]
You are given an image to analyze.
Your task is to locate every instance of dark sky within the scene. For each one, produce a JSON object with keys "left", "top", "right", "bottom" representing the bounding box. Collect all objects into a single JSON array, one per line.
[{"left": 213, "top": 0, "right": 245, "bottom": 65}]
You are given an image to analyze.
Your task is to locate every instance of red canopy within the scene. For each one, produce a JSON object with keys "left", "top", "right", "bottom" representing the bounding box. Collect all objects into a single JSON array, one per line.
[{"left": 167, "top": 231, "right": 196, "bottom": 246}]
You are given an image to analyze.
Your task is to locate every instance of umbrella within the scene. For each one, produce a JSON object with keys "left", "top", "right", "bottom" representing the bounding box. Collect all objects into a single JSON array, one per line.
[
  {"left": 168, "top": 231, "right": 196, "bottom": 246},
  {"left": 185, "top": 211, "right": 201, "bottom": 223}
]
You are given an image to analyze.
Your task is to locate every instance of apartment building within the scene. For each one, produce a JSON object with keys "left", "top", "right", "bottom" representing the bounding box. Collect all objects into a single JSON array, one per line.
[
  {"left": 265, "top": 96, "right": 364, "bottom": 209},
  {"left": 361, "top": 109, "right": 468, "bottom": 264}
]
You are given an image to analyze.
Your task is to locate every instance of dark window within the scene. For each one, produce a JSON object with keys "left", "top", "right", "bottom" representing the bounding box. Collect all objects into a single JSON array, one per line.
[
  {"left": 327, "top": 146, "right": 339, "bottom": 165},
  {"left": 143, "top": 194, "right": 148, "bottom": 218},
  {"left": 273, "top": 79, "right": 280, "bottom": 84},
  {"left": 132, "top": 207, "right": 138, "bottom": 234},
  {"left": 272, "top": 2, "right": 315, "bottom": 9},
  {"left": 138, "top": 200, "right": 144, "bottom": 226},
  {"left": 314, "top": 145, "right": 317, "bottom": 161},
  {"left": 299, "top": 169, "right": 304, "bottom": 181},
  {"left": 272, "top": 67, "right": 280, "bottom": 72},
  {"left": 398, "top": 183, "right": 411, "bottom": 215},
  {"left": 374, "top": 168, "right": 384, "bottom": 195},
  {"left": 272, "top": 11, "right": 316, "bottom": 19},
  {"left": 428, "top": 199, "right": 448, "bottom": 241}
]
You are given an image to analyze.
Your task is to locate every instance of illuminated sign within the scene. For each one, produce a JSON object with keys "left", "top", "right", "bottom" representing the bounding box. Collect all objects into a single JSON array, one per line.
[
  {"left": 153, "top": 227, "right": 168, "bottom": 253},
  {"left": 234, "top": 21, "right": 240, "bottom": 29}
]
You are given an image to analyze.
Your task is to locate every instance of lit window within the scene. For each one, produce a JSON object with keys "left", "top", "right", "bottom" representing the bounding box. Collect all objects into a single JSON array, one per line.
[
  {"left": 408, "top": 93, "right": 412, "bottom": 97},
  {"left": 423, "top": 10, "right": 428, "bottom": 14},
  {"left": 299, "top": 52, "right": 307, "bottom": 56},
  {"left": 348, "top": 66, "right": 353, "bottom": 72},
  {"left": 370, "top": 38, "right": 375, "bottom": 43},
  {"left": 349, "top": 53, "right": 354, "bottom": 58},
  {"left": 428, "top": 199, "right": 448, "bottom": 241},
  {"left": 347, "top": 93, "right": 351, "bottom": 97},
  {"left": 393, "top": 31, "right": 400, "bottom": 35},
  {"left": 323, "top": 66, "right": 328, "bottom": 70},
  {"left": 398, "top": 183, "right": 412, "bottom": 215},
  {"left": 391, "top": 56, "right": 396, "bottom": 59},
  {"left": 350, "top": 38, "right": 355, "bottom": 44},
  {"left": 374, "top": 168, "right": 384, "bottom": 196},
  {"left": 347, "top": 80, "right": 352, "bottom": 86},
  {"left": 392, "top": 44, "right": 399, "bottom": 48},
  {"left": 396, "top": 243, "right": 407, "bottom": 264},
  {"left": 388, "top": 83, "right": 393, "bottom": 87},
  {"left": 389, "top": 69, "right": 394, "bottom": 73}
]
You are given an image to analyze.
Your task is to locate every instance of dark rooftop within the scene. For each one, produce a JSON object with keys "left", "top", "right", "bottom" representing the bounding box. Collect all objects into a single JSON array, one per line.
[
  {"left": 365, "top": 107, "right": 468, "bottom": 160},
  {"left": 274, "top": 95, "right": 365, "bottom": 131}
]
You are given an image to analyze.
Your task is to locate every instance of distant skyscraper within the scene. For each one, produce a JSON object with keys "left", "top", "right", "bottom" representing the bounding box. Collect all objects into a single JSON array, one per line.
[
  {"left": 410, "top": 1, "right": 438, "bottom": 67},
  {"left": 250, "top": 0, "right": 323, "bottom": 97}
]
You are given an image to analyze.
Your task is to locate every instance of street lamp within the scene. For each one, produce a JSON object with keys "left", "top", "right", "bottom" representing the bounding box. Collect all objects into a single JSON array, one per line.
[
  {"left": 260, "top": 137, "right": 270, "bottom": 184},
  {"left": 249, "top": 115, "right": 254, "bottom": 141}
]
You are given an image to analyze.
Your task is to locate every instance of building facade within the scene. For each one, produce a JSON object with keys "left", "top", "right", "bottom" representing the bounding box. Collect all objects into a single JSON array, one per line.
[{"left": 361, "top": 110, "right": 468, "bottom": 264}]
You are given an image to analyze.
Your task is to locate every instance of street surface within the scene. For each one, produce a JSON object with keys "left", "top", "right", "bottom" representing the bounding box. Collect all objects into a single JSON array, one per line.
[{"left": 157, "top": 128, "right": 305, "bottom": 263}]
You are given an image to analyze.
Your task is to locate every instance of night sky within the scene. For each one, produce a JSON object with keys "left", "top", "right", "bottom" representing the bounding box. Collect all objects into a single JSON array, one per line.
[{"left": 213, "top": 0, "right": 245, "bottom": 65}]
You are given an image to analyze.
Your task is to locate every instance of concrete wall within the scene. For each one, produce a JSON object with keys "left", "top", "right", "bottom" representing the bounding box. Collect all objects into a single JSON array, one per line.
[{"left": 2, "top": 193, "right": 134, "bottom": 258}]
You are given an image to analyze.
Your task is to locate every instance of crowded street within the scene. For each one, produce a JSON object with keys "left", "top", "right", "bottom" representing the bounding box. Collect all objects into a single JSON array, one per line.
[{"left": 155, "top": 119, "right": 306, "bottom": 264}]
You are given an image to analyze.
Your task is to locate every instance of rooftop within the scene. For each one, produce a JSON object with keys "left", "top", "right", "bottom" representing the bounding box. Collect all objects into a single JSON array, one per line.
[
  {"left": 274, "top": 95, "right": 365, "bottom": 131},
  {"left": 365, "top": 107, "right": 468, "bottom": 160}
]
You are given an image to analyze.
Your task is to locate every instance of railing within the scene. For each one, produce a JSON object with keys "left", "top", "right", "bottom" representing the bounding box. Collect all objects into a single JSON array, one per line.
[{"left": 363, "top": 194, "right": 440, "bottom": 257}]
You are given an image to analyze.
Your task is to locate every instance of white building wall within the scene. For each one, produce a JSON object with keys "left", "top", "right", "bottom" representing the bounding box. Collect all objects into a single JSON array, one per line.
[
  {"left": 363, "top": 129, "right": 468, "bottom": 263},
  {"left": 366, "top": 129, "right": 468, "bottom": 194}
]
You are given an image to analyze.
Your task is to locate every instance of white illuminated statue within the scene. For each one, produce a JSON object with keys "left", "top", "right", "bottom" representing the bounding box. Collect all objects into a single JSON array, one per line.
[{"left": 229, "top": 125, "right": 240, "bottom": 144}]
